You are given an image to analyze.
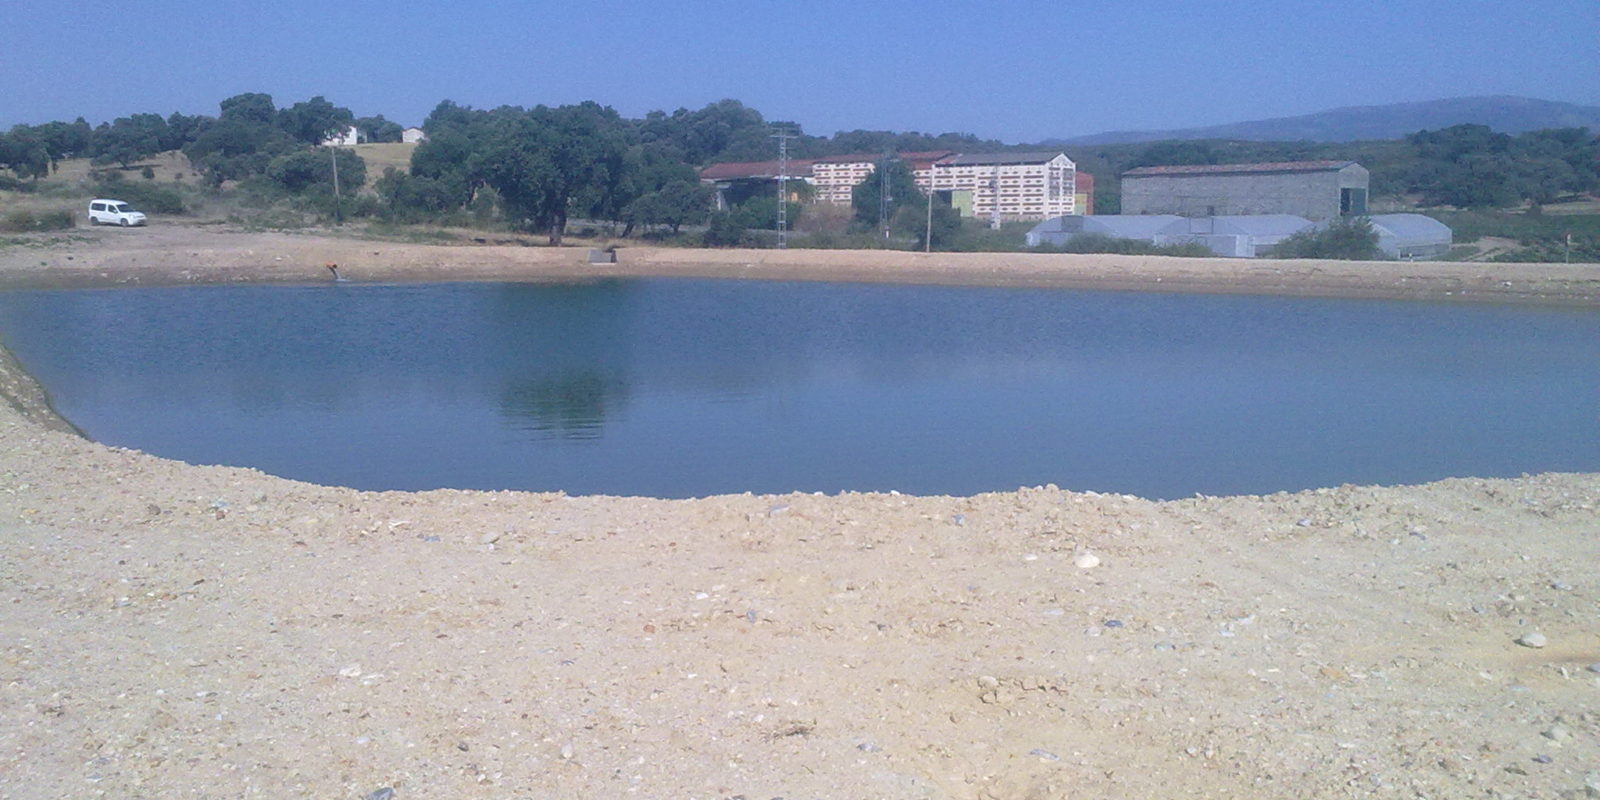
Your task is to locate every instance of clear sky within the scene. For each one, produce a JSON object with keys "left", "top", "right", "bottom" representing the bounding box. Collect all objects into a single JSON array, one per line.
[{"left": 4, "top": 0, "right": 1596, "bottom": 142}]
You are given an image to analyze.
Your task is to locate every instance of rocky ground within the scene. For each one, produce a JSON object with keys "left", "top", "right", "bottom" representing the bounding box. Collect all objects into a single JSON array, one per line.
[{"left": 0, "top": 229, "right": 1597, "bottom": 798}]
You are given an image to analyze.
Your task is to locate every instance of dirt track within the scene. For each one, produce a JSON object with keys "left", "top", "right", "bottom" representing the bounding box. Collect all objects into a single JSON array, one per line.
[
  {"left": 1, "top": 227, "right": 1598, "bottom": 799},
  {"left": 2, "top": 225, "right": 1599, "bottom": 306}
]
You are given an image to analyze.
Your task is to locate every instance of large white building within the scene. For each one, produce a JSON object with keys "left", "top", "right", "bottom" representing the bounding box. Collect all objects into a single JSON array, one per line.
[
  {"left": 808, "top": 151, "right": 956, "bottom": 206},
  {"left": 924, "top": 152, "right": 1077, "bottom": 222},
  {"left": 699, "top": 150, "right": 1077, "bottom": 222}
]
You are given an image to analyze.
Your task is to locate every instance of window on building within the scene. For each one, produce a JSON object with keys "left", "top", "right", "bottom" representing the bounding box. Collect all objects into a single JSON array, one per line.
[{"left": 1341, "top": 188, "right": 1368, "bottom": 216}]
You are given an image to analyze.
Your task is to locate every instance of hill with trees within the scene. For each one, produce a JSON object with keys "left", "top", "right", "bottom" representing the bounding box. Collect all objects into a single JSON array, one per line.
[
  {"left": 3, "top": 93, "right": 1597, "bottom": 259},
  {"left": 1054, "top": 96, "right": 1600, "bottom": 145}
]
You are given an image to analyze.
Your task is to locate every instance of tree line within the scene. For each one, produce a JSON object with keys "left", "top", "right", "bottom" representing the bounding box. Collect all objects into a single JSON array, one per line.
[
  {"left": 0, "top": 93, "right": 1006, "bottom": 244},
  {"left": 5, "top": 92, "right": 1596, "bottom": 247},
  {"left": 0, "top": 94, "right": 405, "bottom": 181}
]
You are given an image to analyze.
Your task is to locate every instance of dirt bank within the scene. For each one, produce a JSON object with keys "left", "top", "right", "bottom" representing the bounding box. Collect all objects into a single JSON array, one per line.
[
  {"left": 2, "top": 224, "right": 1598, "bottom": 306},
  {"left": 1, "top": 227, "right": 1597, "bottom": 798}
]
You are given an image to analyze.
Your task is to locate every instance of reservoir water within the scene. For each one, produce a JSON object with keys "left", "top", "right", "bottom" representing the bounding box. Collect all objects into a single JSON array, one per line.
[{"left": 0, "top": 279, "right": 1595, "bottom": 498}]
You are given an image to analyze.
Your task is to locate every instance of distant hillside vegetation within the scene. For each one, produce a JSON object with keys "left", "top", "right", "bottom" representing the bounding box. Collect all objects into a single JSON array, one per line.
[{"left": 1054, "top": 96, "right": 1600, "bottom": 145}]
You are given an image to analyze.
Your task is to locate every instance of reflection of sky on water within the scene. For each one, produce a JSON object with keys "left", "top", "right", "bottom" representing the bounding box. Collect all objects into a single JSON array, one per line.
[{"left": 0, "top": 279, "right": 1595, "bottom": 498}]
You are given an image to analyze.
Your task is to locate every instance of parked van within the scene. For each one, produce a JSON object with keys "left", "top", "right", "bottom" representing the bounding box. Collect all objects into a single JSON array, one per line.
[{"left": 88, "top": 199, "right": 147, "bottom": 227}]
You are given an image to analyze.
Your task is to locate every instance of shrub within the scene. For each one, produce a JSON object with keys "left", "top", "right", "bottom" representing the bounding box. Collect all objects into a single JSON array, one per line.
[
  {"left": 0, "top": 209, "right": 75, "bottom": 232},
  {"left": 264, "top": 148, "right": 366, "bottom": 194},
  {"left": 1274, "top": 217, "right": 1383, "bottom": 260},
  {"left": 140, "top": 166, "right": 156, "bottom": 180},
  {"left": 702, "top": 212, "right": 747, "bottom": 247},
  {"left": 98, "top": 181, "right": 188, "bottom": 214},
  {"left": 943, "top": 219, "right": 1031, "bottom": 252},
  {"left": 226, "top": 207, "right": 314, "bottom": 231},
  {"left": 1033, "top": 233, "right": 1214, "bottom": 257},
  {"left": 1487, "top": 238, "right": 1600, "bottom": 263}
]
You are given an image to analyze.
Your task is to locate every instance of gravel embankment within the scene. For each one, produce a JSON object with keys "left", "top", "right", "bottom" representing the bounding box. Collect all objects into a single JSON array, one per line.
[{"left": 1, "top": 228, "right": 1596, "bottom": 798}]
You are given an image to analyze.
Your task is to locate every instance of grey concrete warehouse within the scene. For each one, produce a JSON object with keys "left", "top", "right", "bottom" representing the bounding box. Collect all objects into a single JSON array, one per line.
[{"left": 1122, "top": 160, "right": 1370, "bottom": 221}]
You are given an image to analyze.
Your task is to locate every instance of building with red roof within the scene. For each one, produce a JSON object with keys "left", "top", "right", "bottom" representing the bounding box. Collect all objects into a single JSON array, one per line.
[{"left": 700, "top": 149, "right": 1080, "bottom": 221}]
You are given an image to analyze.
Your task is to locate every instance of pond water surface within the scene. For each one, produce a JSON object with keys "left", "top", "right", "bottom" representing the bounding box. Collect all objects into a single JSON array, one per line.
[{"left": 0, "top": 279, "right": 1595, "bottom": 498}]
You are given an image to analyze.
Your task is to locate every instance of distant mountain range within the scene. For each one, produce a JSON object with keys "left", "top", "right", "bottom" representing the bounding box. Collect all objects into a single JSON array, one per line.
[{"left": 1052, "top": 96, "right": 1600, "bottom": 145}]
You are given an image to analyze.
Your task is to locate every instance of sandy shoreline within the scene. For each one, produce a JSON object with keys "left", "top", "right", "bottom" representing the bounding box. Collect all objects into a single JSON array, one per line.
[
  {"left": 2, "top": 226, "right": 1598, "bottom": 798},
  {"left": 2, "top": 225, "right": 1598, "bottom": 306}
]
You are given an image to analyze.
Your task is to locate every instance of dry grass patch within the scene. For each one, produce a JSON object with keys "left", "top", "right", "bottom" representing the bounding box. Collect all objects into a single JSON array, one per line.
[
  {"left": 348, "top": 142, "right": 418, "bottom": 175},
  {"left": 42, "top": 151, "right": 198, "bottom": 186}
]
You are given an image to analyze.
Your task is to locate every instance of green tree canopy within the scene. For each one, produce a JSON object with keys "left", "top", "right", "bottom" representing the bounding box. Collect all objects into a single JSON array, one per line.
[
  {"left": 163, "top": 112, "right": 211, "bottom": 151},
  {"left": 375, "top": 168, "right": 461, "bottom": 222},
  {"left": 278, "top": 96, "right": 355, "bottom": 145},
  {"left": 472, "top": 102, "right": 632, "bottom": 244},
  {"left": 37, "top": 118, "right": 93, "bottom": 163},
  {"left": 355, "top": 115, "right": 404, "bottom": 143},
  {"left": 625, "top": 179, "right": 711, "bottom": 234},
  {"left": 0, "top": 127, "right": 51, "bottom": 180},
  {"left": 92, "top": 113, "right": 168, "bottom": 167},
  {"left": 219, "top": 92, "right": 277, "bottom": 126},
  {"left": 184, "top": 117, "right": 297, "bottom": 185},
  {"left": 265, "top": 148, "right": 366, "bottom": 194},
  {"left": 891, "top": 201, "right": 962, "bottom": 250},
  {"left": 850, "top": 158, "right": 924, "bottom": 232}
]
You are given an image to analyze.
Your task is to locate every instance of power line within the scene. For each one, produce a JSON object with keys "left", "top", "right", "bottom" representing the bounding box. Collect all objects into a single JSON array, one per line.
[{"left": 771, "top": 127, "right": 792, "bottom": 249}]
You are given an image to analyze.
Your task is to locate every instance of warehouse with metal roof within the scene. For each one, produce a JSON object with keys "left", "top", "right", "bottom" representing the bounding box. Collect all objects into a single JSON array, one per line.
[{"left": 1121, "top": 160, "right": 1370, "bottom": 221}]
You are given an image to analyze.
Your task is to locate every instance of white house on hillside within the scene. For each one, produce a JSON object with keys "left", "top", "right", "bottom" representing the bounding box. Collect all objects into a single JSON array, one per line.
[{"left": 321, "top": 126, "right": 364, "bottom": 146}]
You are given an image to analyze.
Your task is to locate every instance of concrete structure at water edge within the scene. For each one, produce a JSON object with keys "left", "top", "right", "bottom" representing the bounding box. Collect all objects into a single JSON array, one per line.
[
  {"left": 1121, "top": 161, "right": 1370, "bottom": 221},
  {"left": 1365, "top": 214, "right": 1453, "bottom": 260}
]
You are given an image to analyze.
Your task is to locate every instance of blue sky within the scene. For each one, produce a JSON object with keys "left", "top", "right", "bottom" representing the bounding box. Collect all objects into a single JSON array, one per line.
[{"left": 4, "top": 0, "right": 1596, "bottom": 142}]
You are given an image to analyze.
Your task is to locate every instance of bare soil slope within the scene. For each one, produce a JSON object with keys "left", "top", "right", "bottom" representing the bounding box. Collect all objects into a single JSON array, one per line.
[{"left": 0, "top": 230, "right": 1596, "bottom": 798}]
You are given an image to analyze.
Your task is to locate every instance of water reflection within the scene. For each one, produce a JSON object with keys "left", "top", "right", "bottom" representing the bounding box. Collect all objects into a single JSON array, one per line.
[
  {"left": 487, "top": 281, "right": 638, "bottom": 437},
  {"left": 501, "top": 370, "right": 628, "bottom": 438}
]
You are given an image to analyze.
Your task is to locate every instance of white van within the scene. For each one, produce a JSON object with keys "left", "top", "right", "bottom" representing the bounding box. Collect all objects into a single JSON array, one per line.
[{"left": 88, "top": 199, "right": 147, "bottom": 227}]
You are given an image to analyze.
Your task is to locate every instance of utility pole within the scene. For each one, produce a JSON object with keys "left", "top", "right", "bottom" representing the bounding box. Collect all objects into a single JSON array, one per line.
[
  {"left": 771, "top": 127, "right": 792, "bottom": 249},
  {"left": 924, "top": 171, "right": 934, "bottom": 253},
  {"left": 989, "top": 164, "right": 1001, "bottom": 231},
  {"left": 329, "top": 145, "right": 343, "bottom": 226},
  {"left": 879, "top": 153, "right": 895, "bottom": 240}
]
